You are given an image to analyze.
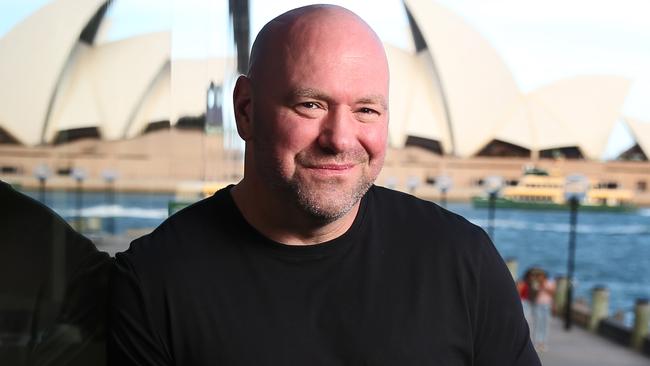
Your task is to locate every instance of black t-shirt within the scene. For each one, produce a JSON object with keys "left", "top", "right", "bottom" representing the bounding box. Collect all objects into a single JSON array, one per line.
[{"left": 108, "top": 185, "right": 540, "bottom": 365}]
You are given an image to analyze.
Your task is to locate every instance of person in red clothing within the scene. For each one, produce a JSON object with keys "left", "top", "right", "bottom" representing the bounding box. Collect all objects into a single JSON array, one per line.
[
  {"left": 518, "top": 268, "right": 533, "bottom": 324},
  {"left": 518, "top": 267, "right": 555, "bottom": 352},
  {"left": 529, "top": 269, "right": 556, "bottom": 351}
]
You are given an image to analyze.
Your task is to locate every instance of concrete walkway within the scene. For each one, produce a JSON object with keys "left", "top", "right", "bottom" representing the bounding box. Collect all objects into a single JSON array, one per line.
[{"left": 540, "top": 317, "right": 649, "bottom": 365}]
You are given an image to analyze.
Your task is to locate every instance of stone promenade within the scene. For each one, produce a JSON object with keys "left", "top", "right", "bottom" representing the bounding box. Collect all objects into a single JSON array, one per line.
[{"left": 540, "top": 316, "right": 649, "bottom": 365}]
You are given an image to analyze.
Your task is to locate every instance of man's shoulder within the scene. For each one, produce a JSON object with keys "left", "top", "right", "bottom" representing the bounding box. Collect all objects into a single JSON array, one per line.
[
  {"left": 156, "top": 188, "right": 229, "bottom": 234},
  {"left": 367, "top": 185, "right": 491, "bottom": 258},
  {"left": 117, "top": 187, "right": 238, "bottom": 266},
  {"left": 369, "top": 185, "right": 481, "bottom": 233}
]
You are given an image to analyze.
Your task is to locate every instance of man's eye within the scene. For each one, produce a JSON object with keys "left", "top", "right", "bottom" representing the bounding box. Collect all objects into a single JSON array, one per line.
[
  {"left": 294, "top": 101, "right": 325, "bottom": 117},
  {"left": 301, "top": 102, "right": 319, "bottom": 109},
  {"left": 359, "top": 107, "right": 378, "bottom": 115}
]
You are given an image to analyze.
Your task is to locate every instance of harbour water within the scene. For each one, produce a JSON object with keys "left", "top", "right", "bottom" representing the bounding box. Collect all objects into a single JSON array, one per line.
[
  {"left": 23, "top": 189, "right": 650, "bottom": 324},
  {"left": 452, "top": 203, "right": 650, "bottom": 325}
]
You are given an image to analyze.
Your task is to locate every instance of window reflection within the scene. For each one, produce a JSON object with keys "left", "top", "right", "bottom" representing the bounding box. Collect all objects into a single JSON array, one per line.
[
  {"left": 0, "top": 0, "right": 247, "bottom": 364},
  {"left": 1, "top": 182, "right": 111, "bottom": 365}
]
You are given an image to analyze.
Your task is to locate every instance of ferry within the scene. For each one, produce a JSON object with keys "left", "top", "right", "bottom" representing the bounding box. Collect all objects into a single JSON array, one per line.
[{"left": 472, "top": 168, "right": 637, "bottom": 212}]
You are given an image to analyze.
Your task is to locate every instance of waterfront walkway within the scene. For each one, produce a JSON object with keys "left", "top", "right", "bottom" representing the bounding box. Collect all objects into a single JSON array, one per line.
[{"left": 540, "top": 316, "right": 649, "bottom": 365}]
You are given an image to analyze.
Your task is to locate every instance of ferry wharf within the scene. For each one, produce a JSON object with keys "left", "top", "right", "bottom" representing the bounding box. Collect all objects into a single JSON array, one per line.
[{"left": 540, "top": 316, "right": 649, "bottom": 365}]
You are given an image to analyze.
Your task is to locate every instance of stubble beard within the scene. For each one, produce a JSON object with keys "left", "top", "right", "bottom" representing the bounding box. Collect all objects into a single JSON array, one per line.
[
  {"left": 262, "top": 148, "right": 377, "bottom": 224},
  {"left": 290, "top": 168, "right": 374, "bottom": 223}
]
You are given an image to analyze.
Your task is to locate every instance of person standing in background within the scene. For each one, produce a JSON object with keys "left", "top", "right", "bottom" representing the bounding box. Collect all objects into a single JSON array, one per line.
[{"left": 528, "top": 268, "right": 555, "bottom": 352}]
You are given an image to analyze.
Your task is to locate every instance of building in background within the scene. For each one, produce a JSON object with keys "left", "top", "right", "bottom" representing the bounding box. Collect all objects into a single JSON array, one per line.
[{"left": 0, "top": 0, "right": 648, "bottom": 203}]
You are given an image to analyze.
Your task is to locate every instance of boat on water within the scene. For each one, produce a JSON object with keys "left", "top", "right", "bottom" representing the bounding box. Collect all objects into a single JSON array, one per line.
[{"left": 472, "top": 168, "right": 637, "bottom": 212}]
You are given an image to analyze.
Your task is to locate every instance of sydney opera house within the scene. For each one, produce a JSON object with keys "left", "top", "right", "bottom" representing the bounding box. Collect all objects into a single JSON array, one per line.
[{"left": 1, "top": 0, "right": 649, "bottom": 203}]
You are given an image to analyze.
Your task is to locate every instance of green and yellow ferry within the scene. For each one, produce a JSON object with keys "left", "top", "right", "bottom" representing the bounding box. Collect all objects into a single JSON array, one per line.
[{"left": 472, "top": 168, "right": 636, "bottom": 212}]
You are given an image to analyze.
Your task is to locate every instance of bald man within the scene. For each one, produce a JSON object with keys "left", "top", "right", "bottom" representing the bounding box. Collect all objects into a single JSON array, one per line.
[{"left": 108, "top": 5, "right": 540, "bottom": 365}]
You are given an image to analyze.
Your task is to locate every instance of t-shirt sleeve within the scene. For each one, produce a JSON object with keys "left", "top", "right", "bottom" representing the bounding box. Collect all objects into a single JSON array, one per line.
[
  {"left": 108, "top": 251, "right": 171, "bottom": 366},
  {"left": 471, "top": 228, "right": 541, "bottom": 366}
]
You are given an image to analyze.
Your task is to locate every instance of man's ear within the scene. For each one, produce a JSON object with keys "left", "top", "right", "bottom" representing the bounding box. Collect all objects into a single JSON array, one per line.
[{"left": 233, "top": 75, "right": 253, "bottom": 141}]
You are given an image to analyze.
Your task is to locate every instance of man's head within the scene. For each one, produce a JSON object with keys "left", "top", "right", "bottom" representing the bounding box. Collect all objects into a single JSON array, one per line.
[{"left": 233, "top": 5, "right": 389, "bottom": 223}]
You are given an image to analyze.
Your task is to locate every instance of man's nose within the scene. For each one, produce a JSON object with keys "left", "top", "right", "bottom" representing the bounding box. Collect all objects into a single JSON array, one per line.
[{"left": 317, "top": 107, "right": 356, "bottom": 153}]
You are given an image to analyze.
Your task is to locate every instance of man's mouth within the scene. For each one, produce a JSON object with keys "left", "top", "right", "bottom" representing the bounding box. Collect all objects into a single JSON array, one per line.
[
  {"left": 308, "top": 163, "right": 355, "bottom": 170},
  {"left": 296, "top": 150, "right": 369, "bottom": 175}
]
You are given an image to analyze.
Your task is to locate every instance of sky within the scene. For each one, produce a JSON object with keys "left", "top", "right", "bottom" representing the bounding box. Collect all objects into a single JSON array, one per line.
[{"left": 1, "top": 0, "right": 649, "bottom": 158}]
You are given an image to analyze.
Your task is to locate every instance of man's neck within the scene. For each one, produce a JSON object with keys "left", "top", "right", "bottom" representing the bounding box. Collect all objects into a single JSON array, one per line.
[{"left": 230, "top": 180, "right": 360, "bottom": 245}]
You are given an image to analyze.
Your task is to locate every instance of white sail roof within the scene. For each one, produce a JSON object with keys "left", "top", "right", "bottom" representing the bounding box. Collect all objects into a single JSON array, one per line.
[
  {"left": 384, "top": 44, "right": 416, "bottom": 147},
  {"left": 45, "top": 43, "right": 103, "bottom": 142},
  {"left": 91, "top": 32, "right": 171, "bottom": 140},
  {"left": 0, "top": 0, "right": 107, "bottom": 145},
  {"left": 44, "top": 32, "right": 170, "bottom": 141},
  {"left": 529, "top": 76, "right": 630, "bottom": 159},
  {"left": 494, "top": 76, "right": 630, "bottom": 158},
  {"left": 127, "top": 61, "right": 172, "bottom": 138},
  {"left": 402, "top": 52, "right": 452, "bottom": 153},
  {"left": 493, "top": 94, "right": 576, "bottom": 153},
  {"left": 625, "top": 117, "right": 650, "bottom": 158},
  {"left": 403, "top": 0, "right": 522, "bottom": 157},
  {"left": 170, "top": 58, "right": 235, "bottom": 126},
  {"left": 127, "top": 57, "right": 237, "bottom": 138},
  {"left": 385, "top": 45, "right": 450, "bottom": 151}
]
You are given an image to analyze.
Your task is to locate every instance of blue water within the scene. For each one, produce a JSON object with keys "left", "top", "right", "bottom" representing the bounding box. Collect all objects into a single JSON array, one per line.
[
  {"left": 23, "top": 190, "right": 650, "bottom": 322},
  {"left": 25, "top": 189, "right": 173, "bottom": 236},
  {"left": 447, "top": 202, "right": 650, "bottom": 322}
]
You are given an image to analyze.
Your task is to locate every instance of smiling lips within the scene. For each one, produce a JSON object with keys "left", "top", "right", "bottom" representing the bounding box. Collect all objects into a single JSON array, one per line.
[
  {"left": 308, "top": 163, "right": 355, "bottom": 170},
  {"left": 296, "top": 150, "right": 368, "bottom": 174},
  {"left": 303, "top": 163, "right": 357, "bottom": 178}
]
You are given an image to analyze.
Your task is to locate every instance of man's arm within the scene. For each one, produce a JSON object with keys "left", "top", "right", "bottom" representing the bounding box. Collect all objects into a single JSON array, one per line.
[
  {"left": 471, "top": 228, "right": 541, "bottom": 366},
  {"left": 108, "top": 252, "right": 171, "bottom": 366}
]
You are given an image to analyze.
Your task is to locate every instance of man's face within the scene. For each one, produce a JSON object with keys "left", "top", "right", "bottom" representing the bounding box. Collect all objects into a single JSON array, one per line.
[{"left": 249, "top": 26, "right": 389, "bottom": 221}]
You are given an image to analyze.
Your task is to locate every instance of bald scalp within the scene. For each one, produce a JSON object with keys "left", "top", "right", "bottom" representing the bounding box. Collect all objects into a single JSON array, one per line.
[{"left": 247, "top": 4, "right": 386, "bottom": 84}]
